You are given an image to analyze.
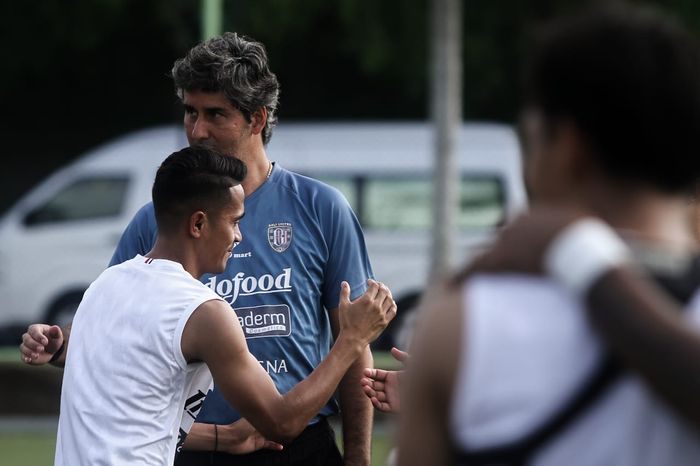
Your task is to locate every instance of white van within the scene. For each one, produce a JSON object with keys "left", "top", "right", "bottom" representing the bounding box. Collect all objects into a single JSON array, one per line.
[{"left": 0, "top": 123, "right": 526, "bottom": 347}]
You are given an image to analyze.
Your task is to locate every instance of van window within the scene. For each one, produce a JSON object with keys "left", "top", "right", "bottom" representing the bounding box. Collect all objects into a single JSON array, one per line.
[
  {"left": 317, "top": 175, "right": 505, "bottom": 230},
  {"left": 364, "top": 176, "right": 504, "bottom": 230},
  {"left": 24, "top": 176, "right": 129, "bottom": 226}
]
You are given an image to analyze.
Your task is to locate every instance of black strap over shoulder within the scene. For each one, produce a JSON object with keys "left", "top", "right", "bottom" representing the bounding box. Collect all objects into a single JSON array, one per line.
[{"left": 455, "top": 256, "right": 700, "bottom": 466}]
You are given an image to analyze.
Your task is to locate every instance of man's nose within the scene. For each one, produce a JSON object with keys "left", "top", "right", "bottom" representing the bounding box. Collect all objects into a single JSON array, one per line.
[{"left": 190, "top": 117, "right": 210, "bottom": 140}]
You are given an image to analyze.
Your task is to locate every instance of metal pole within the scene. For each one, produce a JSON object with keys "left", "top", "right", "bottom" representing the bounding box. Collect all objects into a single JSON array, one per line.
[
  {"left": 430, "top": 0, "right": 463, "bottom": 278},
  {"left": 202, "top": 0, "right": 223, "bottom": 40}
]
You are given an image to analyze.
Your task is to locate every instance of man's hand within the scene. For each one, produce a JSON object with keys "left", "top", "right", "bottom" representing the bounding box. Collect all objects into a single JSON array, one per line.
[
  {"left": 339, "top": 279, "right": 397, "bottom": 346},
  {"left": 217, "top": 418, "right": 283, "bottom": 455},
  {"left": 20, "top": 324, "right": 64, "bottom": 365},
  {"left": 360, "top": 347, "right": 408, "bottom": 414}
]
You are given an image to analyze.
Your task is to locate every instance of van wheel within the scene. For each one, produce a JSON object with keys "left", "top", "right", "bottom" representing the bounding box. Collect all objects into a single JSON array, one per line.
[
  {"left": 371, "top": 292, "right": 421, "bottom": 352},
  {"left": 46, "top": 291, "right": 85, "bottom": 328}
]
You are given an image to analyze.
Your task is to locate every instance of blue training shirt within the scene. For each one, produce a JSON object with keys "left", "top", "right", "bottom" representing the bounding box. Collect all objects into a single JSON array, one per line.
[{"left": 109, "top": 163, "right": 374, "bottom": 425}]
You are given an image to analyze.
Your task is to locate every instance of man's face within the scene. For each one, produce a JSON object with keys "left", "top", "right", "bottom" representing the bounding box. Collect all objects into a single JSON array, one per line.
[
  {"left": 200, "top": 185, "right": 245, "bottom": 274},
  {"left": 183, "top": 90, "right": 253, "bottom": 157}
]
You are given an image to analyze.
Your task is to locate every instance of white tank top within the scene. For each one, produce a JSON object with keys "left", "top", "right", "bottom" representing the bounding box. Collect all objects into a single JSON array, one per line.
[
  {"left": 55, "top": 255, "right": 222, "bottom": 466},
  {"left": 451, "top": 274, "right": 700, "bottom": 466}
]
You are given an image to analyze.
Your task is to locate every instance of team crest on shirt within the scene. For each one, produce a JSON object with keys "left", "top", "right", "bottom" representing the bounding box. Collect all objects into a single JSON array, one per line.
[{"left": 267, "top": 222, "right": 293, "bottom": 253}]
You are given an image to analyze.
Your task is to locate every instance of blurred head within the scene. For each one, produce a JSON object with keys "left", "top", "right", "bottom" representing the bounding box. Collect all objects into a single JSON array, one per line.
[
  {"left": 521, "top": 4, "right": 700, "bottom": 201},
  {"left": 172, "top": 32, "right": 280, "bottom": 148},
  {"left": 152, "top": 146, "right": 247, "bottom": 273}
]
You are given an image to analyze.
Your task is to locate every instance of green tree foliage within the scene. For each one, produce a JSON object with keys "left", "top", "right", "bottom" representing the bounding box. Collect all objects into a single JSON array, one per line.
[
  {"left": 1, "top": 0, "right": 699, "bottom": 210},
  {"left": 222, "top": 0, "right": 430, "bottom": 119}
]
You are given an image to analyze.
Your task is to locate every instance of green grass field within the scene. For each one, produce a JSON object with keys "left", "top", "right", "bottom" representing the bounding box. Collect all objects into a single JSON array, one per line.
[
  {"left": 0, "top": 433, "right": 56, "bottom": 466},
  {"left": 0, "top": 428, "right": 394, "bottom": 466},
  {"left": 0, "top": 347, "right": 20, "bottom": 363}
]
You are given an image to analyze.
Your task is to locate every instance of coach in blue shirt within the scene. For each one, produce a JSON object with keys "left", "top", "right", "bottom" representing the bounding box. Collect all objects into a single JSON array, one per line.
[{"left": 121, "top": 32, "right": 376, "bottom": 466}]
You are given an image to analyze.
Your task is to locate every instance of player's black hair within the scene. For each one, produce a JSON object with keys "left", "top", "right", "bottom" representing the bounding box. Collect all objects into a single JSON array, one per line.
[
  {"left": 152, "top": 146, "right": 247, "bottom": 233},
  {"left": 524, "top": 3, "right": 700, "bottom": 192}
]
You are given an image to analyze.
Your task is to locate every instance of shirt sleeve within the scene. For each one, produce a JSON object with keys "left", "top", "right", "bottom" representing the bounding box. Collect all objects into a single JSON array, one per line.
[
  {"left": 108, "top": 203, "right": 159, "bottom": 267},
  {"left": 319, "top": 188, "right": 374, "bottom": 310}
]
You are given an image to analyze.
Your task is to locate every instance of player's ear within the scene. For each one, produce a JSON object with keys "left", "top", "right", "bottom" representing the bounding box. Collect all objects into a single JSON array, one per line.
[
  {"left": 250, "top": 107, "right": 267, "bottom": 136},
  {"left": 189, "top": 211, "right": 207, "bottom": 238}
]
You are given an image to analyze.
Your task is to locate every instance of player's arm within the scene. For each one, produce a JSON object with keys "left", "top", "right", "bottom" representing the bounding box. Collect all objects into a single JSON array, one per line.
[
  {"left": 183, "top": 280, "right": 396, "bottom": 444},
  {"left": 397, "top": 284, "right": 461, "bottom": 466},
  {"left": 183, "top": 417, "right": 282, "bottom": 454},
  {"left": 329, "top": 307, "right": 374, "bottom": 466},
  {"left": 20, "top": 323, "right": 70, "bottom": 367},
  {"left": 320, "top": 186, "right": 379, "bottom": 465},
  {"left": 585, "top": 266, "right": 700, "bottom": 426},
  {"left": 470, "top": 207, "right": 700, "bottom": 428}
]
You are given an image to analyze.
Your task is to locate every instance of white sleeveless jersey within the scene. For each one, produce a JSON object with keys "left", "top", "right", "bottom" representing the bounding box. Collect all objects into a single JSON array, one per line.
[
  {"left": 451, "top": 274, "right": 700, "bottom": 466},
  {"left": 55, "top": 255, "right": 221, "bottom": 466}
]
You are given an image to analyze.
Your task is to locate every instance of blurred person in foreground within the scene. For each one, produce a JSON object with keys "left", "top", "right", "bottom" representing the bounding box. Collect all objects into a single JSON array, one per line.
[
  {"left": 398, "top": 4, "right": 700, "bottom": 465},
  {"left": 54, "top": 146, "right": 395, "bottom": 465},
  {"left": 21, "top": 32, "right": 383, "bottom": 466}
]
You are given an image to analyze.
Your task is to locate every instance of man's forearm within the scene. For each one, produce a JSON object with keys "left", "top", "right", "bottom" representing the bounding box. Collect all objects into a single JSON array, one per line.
[
  {"left": 339, "top": 346, "right": 373, "bottom": 466},
  {"left": 263, "top": 335, "right": 365, "bottom": 443},
  {"left": 587, "top": 268, "right": 700, "bottom": 428}
]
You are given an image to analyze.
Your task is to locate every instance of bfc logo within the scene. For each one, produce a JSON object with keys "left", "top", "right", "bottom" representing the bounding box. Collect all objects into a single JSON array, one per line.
[
  {"left": 205, "top": 268, "right": 293, "bottom": 305},
  {"left": 268, "top": 222, "right": 292, "bottom": 253}
]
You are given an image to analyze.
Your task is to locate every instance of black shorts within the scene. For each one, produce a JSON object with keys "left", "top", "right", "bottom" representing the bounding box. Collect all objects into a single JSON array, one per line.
[{"left": 175, "top": 417, "right": 343, "bottom": 466}]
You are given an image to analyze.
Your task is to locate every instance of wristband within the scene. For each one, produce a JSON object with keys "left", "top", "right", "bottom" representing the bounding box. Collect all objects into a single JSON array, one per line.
[
  {"left": 214, "top": 424, "right": 218, "bottom": 452},
  {"left": 545, "top": 218, "right": 630, "bottom": 296},
  {"left": 49, "top": 341, "right": 66, "bottom": 364}
]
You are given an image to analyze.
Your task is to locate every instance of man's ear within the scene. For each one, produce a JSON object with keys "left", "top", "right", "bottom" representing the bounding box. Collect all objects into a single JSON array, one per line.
[
  {"left": 189, "top": 211, "right": 207, "bottom": 238},
  {"left": 250, "top": 107, "right": 268, "bottom": 136}
]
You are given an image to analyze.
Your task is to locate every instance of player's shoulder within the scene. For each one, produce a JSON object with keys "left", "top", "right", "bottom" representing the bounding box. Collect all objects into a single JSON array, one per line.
[
  {"left": 275, "top": 165, "right": 349, "bottom": 206},
  {"left": 466, "top": 273, "right": 562, "bottom": 300},
  {"left": 92, "top": 255, "right": 143, "bottom": 287},
  {"left": 410, "top": 281, "right": 464, "bottom": 386}
]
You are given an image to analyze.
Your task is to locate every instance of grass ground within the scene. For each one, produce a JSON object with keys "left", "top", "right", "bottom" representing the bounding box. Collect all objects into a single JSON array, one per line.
[
  {"left": 0, "top": 348, "right": 398, "bottom": 466},
  {"left": 0, "top": 433, "right": 56, "bottom": 466},
  {"left": 0, "top": 428, "right": 394, "bottom": 466}
]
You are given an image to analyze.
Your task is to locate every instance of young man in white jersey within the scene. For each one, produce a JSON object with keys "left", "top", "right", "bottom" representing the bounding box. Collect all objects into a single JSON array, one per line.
[
  {"left": 397, "top": 5, "right": 700, "bottom": 466},
  {"left": 55, "top": 146, "right": 396, "bottom": 465},
  {"left": 22, "top": 32, "right": 382, "bottom": 465}
]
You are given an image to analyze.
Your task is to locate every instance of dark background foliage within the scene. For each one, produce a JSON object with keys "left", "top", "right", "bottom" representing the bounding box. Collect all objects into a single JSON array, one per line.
[{"left": 0, "top": 0, "right": 696, "bottom": 211}]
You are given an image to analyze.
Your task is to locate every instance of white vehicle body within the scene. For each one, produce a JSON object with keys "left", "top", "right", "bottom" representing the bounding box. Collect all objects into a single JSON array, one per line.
[{"left": 0, "top": 123, "right": 526, "bottom": 342}]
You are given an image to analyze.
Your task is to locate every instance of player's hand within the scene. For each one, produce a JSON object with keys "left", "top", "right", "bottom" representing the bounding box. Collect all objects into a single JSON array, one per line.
[
  {"left": 339, "top": 280, "right": 397, "bottom": 346},
  {"left": 20, "top": 324, "right": 64, "bottom": 366},
  {"left": 361, "top": 347, "right": 408, "bottom": 413},
  {"left": 218, "top": 418, "right": 283, "bottom": 455}
]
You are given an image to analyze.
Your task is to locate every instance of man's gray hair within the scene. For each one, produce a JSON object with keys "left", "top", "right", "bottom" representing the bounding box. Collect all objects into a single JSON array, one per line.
[{"left": 172, "top": 32, "right": 280, "bottom": 145}]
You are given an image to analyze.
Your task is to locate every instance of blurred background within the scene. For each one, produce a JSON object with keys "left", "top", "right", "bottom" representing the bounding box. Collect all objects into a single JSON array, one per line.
[{"left": 1, "top": 0, "right": 700, "bottom": 464}]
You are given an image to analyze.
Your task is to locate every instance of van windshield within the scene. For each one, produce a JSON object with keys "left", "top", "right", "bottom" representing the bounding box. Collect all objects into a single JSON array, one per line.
[{"left": 24, "top": 176, "right": 129, "bottom": 226}]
